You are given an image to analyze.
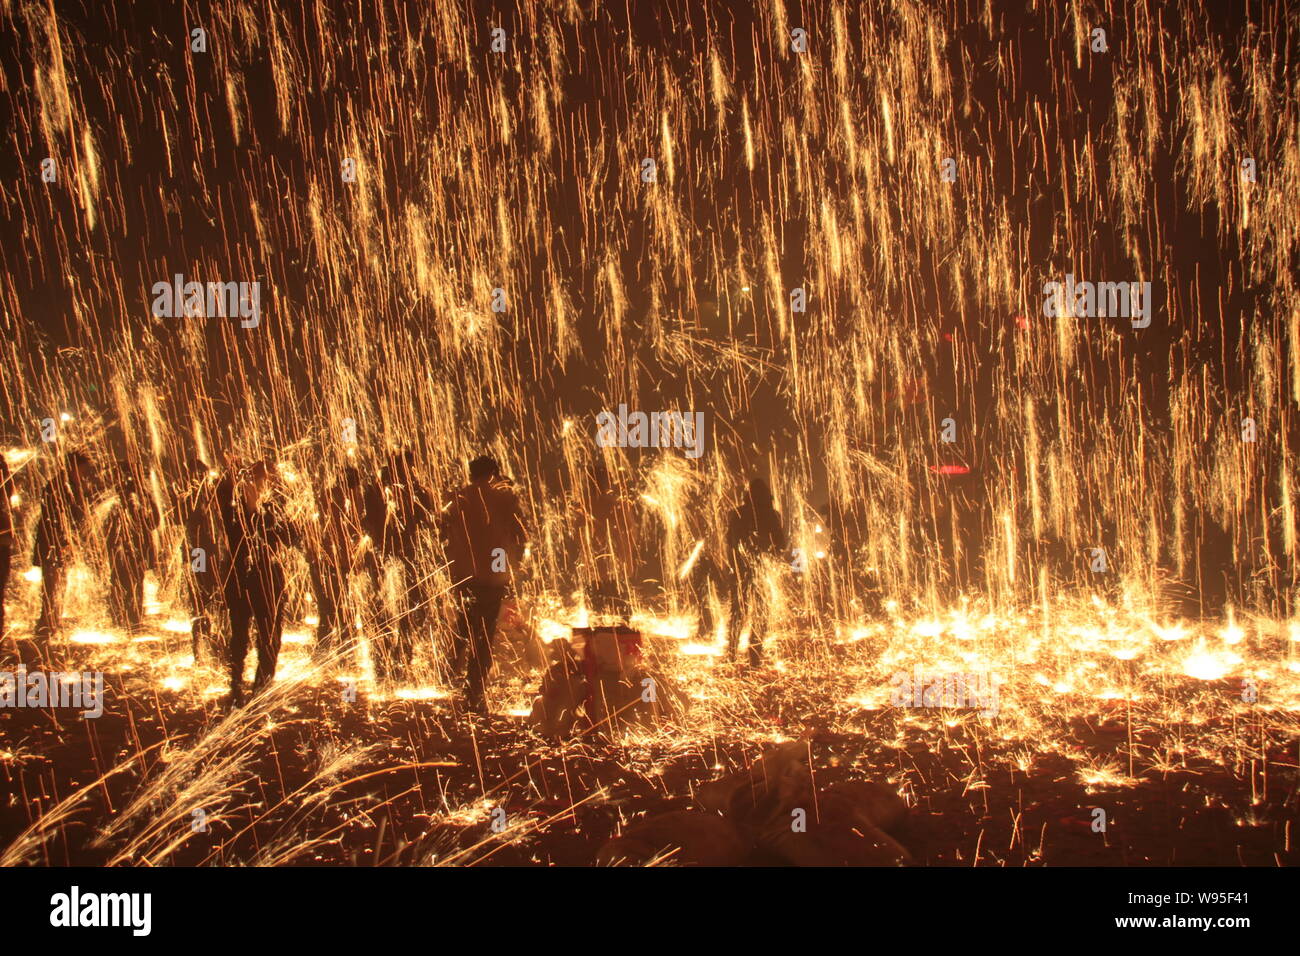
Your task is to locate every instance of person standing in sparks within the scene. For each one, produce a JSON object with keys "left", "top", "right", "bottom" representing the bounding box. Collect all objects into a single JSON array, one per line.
[
  {"left": 179, "top": 459, "right": 229, "bottom": 662},
  {"left": 306, "top": 463, "right": 369, "bottom": 665},
  {"left": 218, "top": 460, "right": 298, "bottom": 706},
  {"left": 105, "top": 460, "right": 160, "bottom": 634},
  {"left": 32, "top": 451, "right": 96, "bottom": 648},
  {"left": 579, "top": 457, "right": 638, "bottom": 618},
  {"left": 372, "top": 449, "right": 438, "bottom": 682},
  {"left": 0, "top": 455, "right": 13, "bottom": 638},
  {"left": 440, "top": 455, "right": 528, "bottom": 714},
  {"left": 725, "top": 477, "right": 787, "bottom": 667}
]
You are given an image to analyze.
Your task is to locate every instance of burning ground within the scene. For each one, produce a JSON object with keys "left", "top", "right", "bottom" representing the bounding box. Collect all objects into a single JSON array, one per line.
[{"left": 2, "top": 575, "right": 1297, "bottom": 866}]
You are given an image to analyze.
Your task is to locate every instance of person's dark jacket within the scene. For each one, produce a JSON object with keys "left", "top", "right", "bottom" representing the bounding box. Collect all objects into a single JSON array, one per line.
[
  {"left": 217, "top": 477, "right": 296, "bottom": 598},
  {"left": 441, "top": 477, "right": 528, "bottom": 589},
  {"left": 32, "top": 468, "right": 93, "bottom": 567},
  {"left": 725, "top": 497, "right": 786, "bottom": 576}
]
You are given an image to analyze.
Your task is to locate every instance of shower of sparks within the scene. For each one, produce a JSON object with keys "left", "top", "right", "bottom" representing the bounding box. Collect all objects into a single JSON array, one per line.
[{"left": 0, "top": 0, "right": 1298, "bottom": 866}]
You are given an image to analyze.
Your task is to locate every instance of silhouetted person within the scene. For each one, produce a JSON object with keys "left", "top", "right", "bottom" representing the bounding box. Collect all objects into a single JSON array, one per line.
[
  {"left": 32, "top": 451, "right": 96, "bottom": 644},
  {"left": 179, "top": 461, "right": 229, "bottom": 662},
  {"left": 349, "top": 461, "right": 388, "bottom": 587},
  {"left": 441, "top": 455, "right": 527, "bottom": 713},
  {"left": 219, "top": 461, "right": 296, "bottom": 705},
  {"left": 0, "top": 456, "right": 12, "bottom": 637},
  {"left": 106, "top": 461, "right": 159, "bottom": 633},
  {"left": 686, "top": 546, "right": 725, "bottom": 642},
  {"left": 307, "top": 464, "right": 367, "bottom": 662},
  {"left": 370, "top": 449, "right": 437, "bottom": 681},
  {"left": 679, "top": 487, "right": 725, "bottom": 642},
  {"left": 725, "top": 477, "right": 787, "bottom": 665},
  {"left": 579, "top": 458, "right": 637, "bottom": 618}
]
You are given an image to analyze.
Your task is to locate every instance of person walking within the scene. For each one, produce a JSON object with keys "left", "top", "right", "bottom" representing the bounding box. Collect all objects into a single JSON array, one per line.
[
  {"left": 179, "top": 460, "right": 229, "bottom": 662},
  {"left": 440, "top": 455, "right": 528, "bottom": 714},
  {"left": 724, "top": 477, "right": 787, "bottom": 666},
  {"left": 32, "top": 451, "right": 96, "bottom": 647},
  {"left": 106, "top": 460, "right": 159, "bottom": 633},
  {"left": 218, "top": 461, "right": 296, "bottom": 705}
]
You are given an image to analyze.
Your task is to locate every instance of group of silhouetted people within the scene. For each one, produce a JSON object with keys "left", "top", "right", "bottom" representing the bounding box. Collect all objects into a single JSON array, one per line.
[
  {"left": 172, "top": 451, "right": 528, "bottom": 711},
  {"left": 582, "top": 463, "right": 789, "bottom": 666},
  {"left": 2, "top": 444, "right": 792, "bottom": 711},
  {"left": 1, "top": 447, "right": 532, "bottom": 712}
]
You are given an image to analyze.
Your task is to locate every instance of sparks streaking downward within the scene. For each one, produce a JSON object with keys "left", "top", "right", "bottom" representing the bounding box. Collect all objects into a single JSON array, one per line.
[{"left": 0, "top": 0, "right": 1296, "bottom": 868}]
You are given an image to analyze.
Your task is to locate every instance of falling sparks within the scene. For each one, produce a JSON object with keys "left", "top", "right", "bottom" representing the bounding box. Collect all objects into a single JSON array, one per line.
[{"left": 0, "top": 0, "right": 1297, "bottom": 871}]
